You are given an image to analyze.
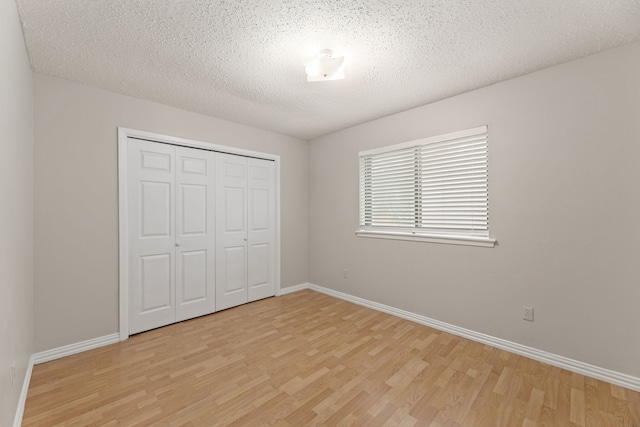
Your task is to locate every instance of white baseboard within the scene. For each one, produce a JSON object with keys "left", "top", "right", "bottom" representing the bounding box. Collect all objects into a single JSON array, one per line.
[
  {"left": 299, "top": 283, "right": 640, "bottom": 393},
  {"left": 32, "top": 333, "right": 121, "bottom": 365},
  {"left": 277, "top": 283, "right": 311, "bottom": 296},
  {"left": 13, "top": 355, "right": 34, "bottom": 427}
]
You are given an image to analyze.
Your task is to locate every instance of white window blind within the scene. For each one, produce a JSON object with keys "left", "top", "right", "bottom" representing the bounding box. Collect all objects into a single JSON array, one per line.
[{"left": 359, "top": 126, "right": 489, "bottom": 239}]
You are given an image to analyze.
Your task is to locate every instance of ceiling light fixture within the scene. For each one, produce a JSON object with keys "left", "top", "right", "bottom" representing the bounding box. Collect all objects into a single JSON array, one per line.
[{"left": 304, "top": 49, "right": 345, "bottom": 82}]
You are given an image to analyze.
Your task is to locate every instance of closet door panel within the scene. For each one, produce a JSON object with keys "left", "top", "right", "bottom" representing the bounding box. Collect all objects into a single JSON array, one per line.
[
  {"left": 223, "top": 246, "right": 246, "bottom": 292},
  {"left": 247, "top": 158, "right": 276, "bottom": 302},
  {"left": 128, "top": 139, "right": 176, "bottom": 334},
  {"left": 179, "top": 250, "right": 207, "bottom": 301},
  {"left": 216, "top": 153, "right": 248, "bottom": 311},
  {"left": 140, "top": 254, "right": 172, "bottom": 311},
  {"left": 248, "top": 243, "right": 269, "bottom": 292},
  {"left": 175, "top": 147, "right": 216, "bottom": 322}
]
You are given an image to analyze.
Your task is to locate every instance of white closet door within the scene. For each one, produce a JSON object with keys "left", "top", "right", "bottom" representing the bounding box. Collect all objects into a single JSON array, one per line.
[
  {"left": 175, "top": 147, "right": 216, "bottom": 321},
  {"left": 215, "top": 153, "right": 248, "bottom": 311},
  {"left": 128, "top": 139, "right": 176, "bottom": 334},
  {"left": 247, "top": 158, "right": 276, "bottom": 302}
]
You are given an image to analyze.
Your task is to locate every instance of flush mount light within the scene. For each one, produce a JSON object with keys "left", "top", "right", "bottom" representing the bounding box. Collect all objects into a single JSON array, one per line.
[{"left": 304, "top": 49, "right": 345, "bottom": 82}]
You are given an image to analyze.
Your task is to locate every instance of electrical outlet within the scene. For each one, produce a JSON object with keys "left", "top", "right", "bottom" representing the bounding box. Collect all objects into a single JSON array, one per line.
[
  {"left": 523, "top": 306, "right": 534, "bottom": 322},
  {"left": 342, "top": 269, "right": 349, "bottom": 279}
]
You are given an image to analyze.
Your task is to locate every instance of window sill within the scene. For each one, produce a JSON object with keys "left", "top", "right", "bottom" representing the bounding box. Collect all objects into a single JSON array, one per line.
[{"left": 355, "top": 230, "right": 496, "bottom": 248}]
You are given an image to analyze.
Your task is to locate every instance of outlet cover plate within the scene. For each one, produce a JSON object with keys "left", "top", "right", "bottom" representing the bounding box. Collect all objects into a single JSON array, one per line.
[{"left": 523, "top": 306, "right": 534, "bottom": 322}]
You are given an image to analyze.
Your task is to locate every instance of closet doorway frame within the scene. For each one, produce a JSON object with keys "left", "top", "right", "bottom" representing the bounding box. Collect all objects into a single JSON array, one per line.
[{"left": 117, "top": 127, "right": 281, "bottom": 341}]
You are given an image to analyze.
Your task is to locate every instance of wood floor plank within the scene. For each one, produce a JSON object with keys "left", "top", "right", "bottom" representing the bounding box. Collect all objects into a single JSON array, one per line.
[{"left": 22, "top": 290, "right": 640, "bottom": 426}]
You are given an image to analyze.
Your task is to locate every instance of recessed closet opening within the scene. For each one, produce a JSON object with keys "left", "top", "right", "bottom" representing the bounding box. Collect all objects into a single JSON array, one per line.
[{"left": 118, "top": 128, "right": 281, "bottom": 340}]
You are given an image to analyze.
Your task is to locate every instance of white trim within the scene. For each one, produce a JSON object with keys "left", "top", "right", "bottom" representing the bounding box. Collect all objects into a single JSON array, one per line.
[
  {"left": 118, "top": 127, "right": 281, "bottom": 161},
  {"left": 359, "top": 125, "right": 488, "bottom": 156},
  {"left": 12, "top": 355, "right": 34, "bottom": 427},
  {"left": 274, "top": 157, "right": 282, "bottom": 297},
  {"left": 32, "top": 333, "right": 120, "bottom": 365},
  {"left": 356, "top": 230, "right": 496, "bottom": 248},
  {"left": 118, "top": 127, "right": 281, "bottom": 340},
  {"left": 277, "top": 283, "right": 310, "bottom": 296},
  {"left": 118, "top": 128, "right": 129, "bottom": 341},
  {"left": 303, "top": 283, "right": 640, "bottom": 392}
]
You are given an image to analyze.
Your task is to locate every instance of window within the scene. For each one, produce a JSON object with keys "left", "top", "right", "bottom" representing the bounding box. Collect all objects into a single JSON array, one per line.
[{"left": 357, "top": 126, "right": 495, "bottom": 247}]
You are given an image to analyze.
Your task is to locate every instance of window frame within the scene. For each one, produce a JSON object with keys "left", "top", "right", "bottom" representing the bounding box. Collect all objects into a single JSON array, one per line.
[{"left": 357, "top": 126, "right": 496, "bottom": 248}]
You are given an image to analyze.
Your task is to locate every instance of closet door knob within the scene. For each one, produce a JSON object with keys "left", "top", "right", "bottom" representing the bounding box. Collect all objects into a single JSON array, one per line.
[
  {"left": 175, "top": 242, "right": 181, "bottom": 247},
  {"left": 243, "top": 238, "right": 247, "bottom": 242}
]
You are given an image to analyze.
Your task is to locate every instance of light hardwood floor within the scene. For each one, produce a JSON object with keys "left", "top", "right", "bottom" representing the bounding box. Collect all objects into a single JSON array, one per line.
[{"left": 23, "top": 290, "right": 640, "bottom": 426}]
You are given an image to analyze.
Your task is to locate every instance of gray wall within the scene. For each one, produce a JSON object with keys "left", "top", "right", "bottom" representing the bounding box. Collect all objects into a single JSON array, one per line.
[
  {"left": 308, "top": 41, "right": 640, "bottom": 377},
  {"left": 0, "top": 0, "right": 34, "bottom": 423},
  {"left": 34, "top": 74, "right": 309, "bottom": 352}
]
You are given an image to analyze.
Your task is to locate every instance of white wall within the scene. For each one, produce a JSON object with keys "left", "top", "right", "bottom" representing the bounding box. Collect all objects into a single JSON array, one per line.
[
  {"left": 34, "top": 74, "right": 309, "bottom": 352},
  {"left": 309, "top": 41, "right": 640, "bottom": 377},
  {"left": 0, "top": 0, "right": 34, "bottom": 424}
]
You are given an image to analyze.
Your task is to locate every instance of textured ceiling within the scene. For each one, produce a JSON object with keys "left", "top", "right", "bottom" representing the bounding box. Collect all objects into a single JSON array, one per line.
[{"left": 15, "top": 0, "right": 640, "bottom": 140}]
